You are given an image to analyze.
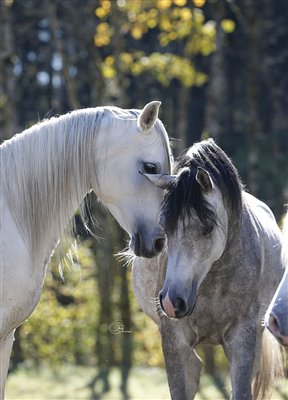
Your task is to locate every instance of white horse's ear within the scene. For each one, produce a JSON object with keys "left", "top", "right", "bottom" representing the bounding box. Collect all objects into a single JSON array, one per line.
[
  {"left": 139, "top": 172, "right": 176, "bottom": 189},
  {"left": 196, "top": 167, "right": 214, "bottom": 193},
  {"left": 138, "top": 101, "right": 161, "bottom": 133}
]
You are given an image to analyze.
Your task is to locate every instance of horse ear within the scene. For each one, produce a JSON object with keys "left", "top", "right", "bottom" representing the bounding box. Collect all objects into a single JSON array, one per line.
[
  {"left": 139, "top": 172, "right": 176, "bottom": 189},
  {"left": 196, "top": 167, "right": 214, "bottom": 193},
  {"left": 138, "top": 101, "right": 161, "bottom": 133}
]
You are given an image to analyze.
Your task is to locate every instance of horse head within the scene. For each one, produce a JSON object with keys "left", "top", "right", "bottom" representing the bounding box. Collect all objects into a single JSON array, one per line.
[
  {"left": 146, "top": 139, "right": 242, "bottom": 318},
  {"left": 93, "top": 101, "right": 173, "bottom": 258}
]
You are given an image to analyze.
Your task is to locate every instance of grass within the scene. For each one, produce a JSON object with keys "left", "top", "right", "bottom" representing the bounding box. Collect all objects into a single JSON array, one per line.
[{"left": 6, "top": 364, "right": 288, "bottom": 400}]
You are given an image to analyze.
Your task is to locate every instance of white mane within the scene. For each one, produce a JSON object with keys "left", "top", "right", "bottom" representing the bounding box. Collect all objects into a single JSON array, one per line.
[{"left": 0, "top": 107, "right": 171, "bottom": 267}]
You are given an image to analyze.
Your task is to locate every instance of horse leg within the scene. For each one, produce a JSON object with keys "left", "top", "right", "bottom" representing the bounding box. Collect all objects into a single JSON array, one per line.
[
  {"left": 223, "top": 320, "right": 257, "bottom": 400},
  {"left": 0, "top": 331, "right": 14, "bottom": 400},
  {"left": 160, "top": 319, "right": 202, "bottom": 400}
]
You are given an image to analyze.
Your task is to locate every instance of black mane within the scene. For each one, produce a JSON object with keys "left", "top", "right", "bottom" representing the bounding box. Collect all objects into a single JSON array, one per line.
[{"left": 162, "top": 138, "right": 243, "bottom": 233}]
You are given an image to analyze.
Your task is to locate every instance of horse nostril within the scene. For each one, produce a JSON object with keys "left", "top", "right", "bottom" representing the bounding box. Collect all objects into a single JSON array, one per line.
[
  {"left": 175, "top": 297, "right": 186, "bottom": 314},
  {"left": 131, "top": 232, "right": 142, "bottom": 256},
  {"left": 154, "top": 237, "right": 165, "bottom": 253},
  {"left": 159, "top": 293, "right": 163, "bottom": 308}
]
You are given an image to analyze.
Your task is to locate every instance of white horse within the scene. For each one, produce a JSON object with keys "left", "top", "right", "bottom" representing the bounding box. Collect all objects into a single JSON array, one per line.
[{"left": 0, "top": 101, "right": 172, "bottom": 397}]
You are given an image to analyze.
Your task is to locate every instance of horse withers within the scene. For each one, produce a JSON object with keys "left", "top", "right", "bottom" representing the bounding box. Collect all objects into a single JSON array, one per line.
[
  {"left": 0, "top": 101, "right": 172, "bottom": 398},
  {"left": 133, "top": 139, "right": 284, "bottom": 400},
  {"left": 265, "top": 212, "right": 288, "bottom": 346}
]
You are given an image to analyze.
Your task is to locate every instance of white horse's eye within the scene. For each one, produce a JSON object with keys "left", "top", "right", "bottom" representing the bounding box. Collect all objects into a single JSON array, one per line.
[{"left": 143, "top": 163, "right": 158, "bottom": 174}]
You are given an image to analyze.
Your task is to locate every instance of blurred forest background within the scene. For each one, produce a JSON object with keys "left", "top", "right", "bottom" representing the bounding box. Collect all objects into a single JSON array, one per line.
[{"left": 1, "top": 0, "right": 288, "bottom": 398}]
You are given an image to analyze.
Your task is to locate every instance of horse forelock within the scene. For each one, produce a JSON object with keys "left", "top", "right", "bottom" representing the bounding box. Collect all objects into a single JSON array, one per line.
[{"left": 162, "top": 138, "right": 243, "bottom": 234}]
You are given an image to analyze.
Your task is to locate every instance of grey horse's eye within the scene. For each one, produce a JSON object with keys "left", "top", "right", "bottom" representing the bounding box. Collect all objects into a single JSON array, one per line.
[
  {"left": 202, "top": 225, "right": 214, "bottom": 236},
  {"left": 143, "top": 162, "right": 158, "bottom": 174}
]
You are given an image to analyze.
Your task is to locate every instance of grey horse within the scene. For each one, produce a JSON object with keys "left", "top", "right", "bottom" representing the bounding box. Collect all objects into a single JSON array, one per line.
[
  {"left": 133, "top": 139, "right": 284, "bottom": 400},
  {"left": 265, "top": 211, "right": 288, "bottom": 346}
]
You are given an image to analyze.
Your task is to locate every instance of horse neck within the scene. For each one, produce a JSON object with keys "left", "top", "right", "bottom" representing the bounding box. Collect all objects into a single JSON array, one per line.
[{"left": 1, "top": 110, "right": 104, "bottom": 267}]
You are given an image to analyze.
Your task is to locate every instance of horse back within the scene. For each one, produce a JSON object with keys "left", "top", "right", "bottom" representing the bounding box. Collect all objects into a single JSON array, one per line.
[
  {"left": 243, "top": 192, "right": 283, "bottom": 275},
  {"left": 242, "top": 192, "right": 284, "bottom": 314}
]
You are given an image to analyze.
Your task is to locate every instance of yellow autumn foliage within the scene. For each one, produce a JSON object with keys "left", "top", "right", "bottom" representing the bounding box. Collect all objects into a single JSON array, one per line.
[
  {"left": 221, "top": 19, "right": 236, "bottom": 33},
  {"left": 156, "top": 0, "right": 172, "bottom": 10},
  {"left": 92, "top": 0, "right": 219, "bottom": 86},
  {"left": 193, "top": 0, "right": 206, "bottom": 7},
  {"left": 94, "top": 22, "right": 114, "bottom": 47},
  {"left": 173, "top": 0, "right": 187, "bottom": 6}
]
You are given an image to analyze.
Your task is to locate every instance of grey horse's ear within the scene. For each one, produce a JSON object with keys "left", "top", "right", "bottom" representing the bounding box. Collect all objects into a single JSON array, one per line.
[
  {"left": 139, "top": 172, "right": 176, "bottom": 189},
  {"left": 138, "top": 101, "right": 161, "bottom": 133},
  {"left": 196, "top": 167, "right": 214, "bottom": 192}
]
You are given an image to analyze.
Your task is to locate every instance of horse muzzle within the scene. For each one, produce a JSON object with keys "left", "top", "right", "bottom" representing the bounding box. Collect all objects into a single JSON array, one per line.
[
  {"left": 130, "top": 230, "right": 166, "bottom": 258},
  {"left": 159, "top": 280, "right": 198, "bottom": 319}
]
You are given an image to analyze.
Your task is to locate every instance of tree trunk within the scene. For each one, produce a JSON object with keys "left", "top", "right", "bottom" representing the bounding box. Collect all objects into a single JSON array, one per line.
[
  {"left": 176, "top": 84, "right": 190, "bottom": 154},
  {"left": 89, "top": 204, "right": 116, "bottom": 396},
  {"left": 243, "top": 0, "right": 261, "bottom": 195},
  {"left": 204, "top": 0, "right": 226, "bottom": 140},
  {"left": 117, "top": 227, "right": 132, "bottom": 399},
  {"left": 0, "top": 0, "right": 17, "bottom": 141},
  {"left": 49, "top": 0, "right": 80, "bottom": 110}
]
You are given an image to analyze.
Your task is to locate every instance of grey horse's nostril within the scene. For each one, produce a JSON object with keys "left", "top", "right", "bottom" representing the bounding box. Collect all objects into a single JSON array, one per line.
[
  {"left": 159, "top": 293, "right": 163, "bottom": 308},
  {"left": 154, "top": 237, "right": 165, "bottom": 253},
  {"left": 175, "top": 297, "right": 186, "bottom": 313}
]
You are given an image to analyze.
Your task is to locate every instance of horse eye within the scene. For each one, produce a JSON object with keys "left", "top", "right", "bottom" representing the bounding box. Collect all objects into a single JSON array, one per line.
[
  {"left": 143, "top": 163, "right": 158, "bottom": 174},
  {"left": 202, "top": 225, "right": 214, "bottom": 236}
]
